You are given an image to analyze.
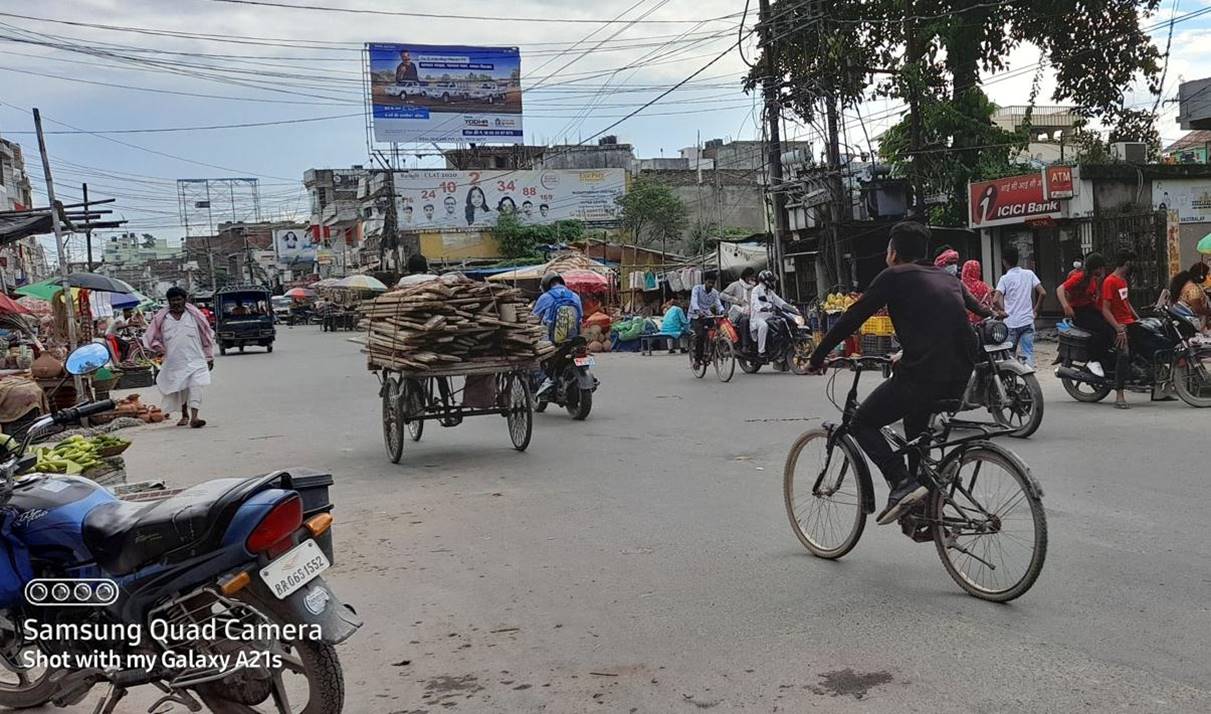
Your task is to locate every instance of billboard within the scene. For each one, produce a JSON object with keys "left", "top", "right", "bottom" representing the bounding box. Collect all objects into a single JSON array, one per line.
[
  {"left": 1154, "top": 180, "right": 1211, "bottom": 223},
  {"left": 968, "top": 172, "right": 1063, "bottom": 229},
  {"left": 367, "top": 43, "right": 522, "bottom": 144},
  {"left": 392, "top": 169, "right": 625, "bottom": 232},
  {"left": 274, "top": 228, "right": 317, "bottom": 265}
]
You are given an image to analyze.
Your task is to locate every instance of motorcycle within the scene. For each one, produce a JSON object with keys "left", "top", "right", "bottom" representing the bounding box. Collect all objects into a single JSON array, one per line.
[
  {"left": 734, "top": 305, "right": 814, "bottom": 375},
  {"left": 535, "top": 335, "right": 599, "bottom": 420},
  {"left": 1055, "top": 304, "right": 1211, "bottom": 407},
  {"left": 0, "top": 342, "right": 361, "bottom": 713},
  {"left": 959, "top": 319, "right": 1045, "bottom": 438}
]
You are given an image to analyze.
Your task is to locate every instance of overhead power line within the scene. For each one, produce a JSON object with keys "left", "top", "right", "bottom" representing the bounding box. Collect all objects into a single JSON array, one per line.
[{"left": 203, "top": 0, "right": 742, "bottom": 24}]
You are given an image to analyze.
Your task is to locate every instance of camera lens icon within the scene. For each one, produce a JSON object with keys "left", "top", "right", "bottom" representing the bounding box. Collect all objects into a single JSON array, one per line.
[
  {"left": 25, "top": 579, "right": 119, "bottom": 607},
  {"left": 26, "top": 582, "right": 47, "bottom": 604},
  {"left": 94, "top": 582, "right": 116, "bottom": 603}
]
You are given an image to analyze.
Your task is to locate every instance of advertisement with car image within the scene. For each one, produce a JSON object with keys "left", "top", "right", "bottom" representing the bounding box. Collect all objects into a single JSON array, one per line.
[{"left": 367, "top": 42, "right": 523, "bottom": 143}]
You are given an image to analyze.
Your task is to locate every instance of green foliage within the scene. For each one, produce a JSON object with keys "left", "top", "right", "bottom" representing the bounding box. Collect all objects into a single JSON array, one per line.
[
  {"left": 615, "top": 176, "right": 689, "bottom": 247},
  {"left": 494, "top": 212, "right": 584, "bottom": 260},
  {"left": 757, "top": 0, "right": 1166, "bottom": 225}
]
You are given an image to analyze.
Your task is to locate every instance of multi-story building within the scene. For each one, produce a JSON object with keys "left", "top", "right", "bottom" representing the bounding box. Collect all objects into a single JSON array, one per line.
[
  {"left": 303, "top": 168, "right": 365, "bottom": 276},
  {"left": 0, "top": 136, "right": 49, "bottom": 285},
  {"left": 96, "top": 233, "right": 185, "bottom": 296}
]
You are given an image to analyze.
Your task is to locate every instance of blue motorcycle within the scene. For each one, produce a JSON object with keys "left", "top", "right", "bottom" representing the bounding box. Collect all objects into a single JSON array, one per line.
[{"left": 0, "top": 343, "right": 361, "bottom": 713}]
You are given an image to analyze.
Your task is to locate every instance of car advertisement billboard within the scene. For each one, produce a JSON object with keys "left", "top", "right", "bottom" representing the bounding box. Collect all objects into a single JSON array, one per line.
[
  {"left": 274, "top": 228, "right": 317, "bottom": 265},
  {"left": 968, "top": 172, "right": 1063, "bottom": 228},
  {"left": 367, "top": 43, "right": 523, "bottom": 144},
  {"left": 392, "top": 169, "right": 625, "bottom": 231}
]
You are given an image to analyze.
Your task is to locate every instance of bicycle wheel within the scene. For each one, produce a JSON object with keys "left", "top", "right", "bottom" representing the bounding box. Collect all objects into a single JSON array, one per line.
[
  {"left": 381, "top": 376, "right": 404, "bottom": 464},
  {"left": 713, "top": 337, "right": 736, "bottom": 382},
  {"left": 403, "top": 378, "right": 425, "bottom": 442},
  {"left": 505, "top": 374, "right": 533, "bottom": 451},
  {"left": 783, "top": 429, "right": 868, "bottom": 559},
  {"left": 931, "top": 444, "right": 1047, "bottom": 602},
  {"left": 689, "top": 336, "right": 707, "bottom": 378}
]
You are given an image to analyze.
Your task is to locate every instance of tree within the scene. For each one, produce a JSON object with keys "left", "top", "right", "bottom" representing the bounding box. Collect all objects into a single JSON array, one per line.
[
  {"left": 615, "top": 176, "right": 688, "bottom": 248},
  {"left": 494, "top": 212, "right": 585, "bottom": 259},
  {"left": 753, "top": 0, "right": 1165, "bottom": 223}
]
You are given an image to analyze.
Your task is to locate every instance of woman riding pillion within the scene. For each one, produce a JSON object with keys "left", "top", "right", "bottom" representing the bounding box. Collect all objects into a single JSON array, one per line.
[
  {"left": 807, "top": 222, "right": 994, "bottom": 524},
  {"left": 532, "top": 272, "right": 583, "bottom": 398}
]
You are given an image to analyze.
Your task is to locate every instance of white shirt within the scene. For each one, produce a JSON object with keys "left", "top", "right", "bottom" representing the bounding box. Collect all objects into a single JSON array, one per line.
[
  {"left": 749, "top": 284, "right": 790, "bottom": 320},
  {"left": 156, "top": 311, "right": 212, "bottom": 395},
  {"left": 995, "top": 266, "right": 1041, "bottom": 329}
]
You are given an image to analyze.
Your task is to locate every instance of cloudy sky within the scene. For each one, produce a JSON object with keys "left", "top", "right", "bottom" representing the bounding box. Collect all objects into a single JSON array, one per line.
[{"left": 0, "top": 0, "right": 1206, "bottom": 252}]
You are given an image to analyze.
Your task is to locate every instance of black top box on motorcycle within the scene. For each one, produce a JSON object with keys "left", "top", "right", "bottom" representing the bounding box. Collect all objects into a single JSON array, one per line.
[
  {"left": 281, "top": 468, "right": 334, "bottom": 562},
  {"left": 1059, "top": 326, "right": 1094, "bottom": 363}
]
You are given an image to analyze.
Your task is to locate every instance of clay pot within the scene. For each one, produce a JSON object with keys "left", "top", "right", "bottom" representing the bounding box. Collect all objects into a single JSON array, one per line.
[{"left": 31, "top": 352, "right": 64, "bottom": 379}]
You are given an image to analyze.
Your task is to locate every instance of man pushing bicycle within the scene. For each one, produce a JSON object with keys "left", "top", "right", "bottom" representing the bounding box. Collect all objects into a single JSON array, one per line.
[{"left": 808, "top": 221, "right": 994, "bottom": 525}]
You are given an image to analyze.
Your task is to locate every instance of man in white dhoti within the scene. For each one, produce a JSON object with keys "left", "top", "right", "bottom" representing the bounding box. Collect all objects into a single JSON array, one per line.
[{"left": 142, "top": 287, "right": 215, "bottom": 428}]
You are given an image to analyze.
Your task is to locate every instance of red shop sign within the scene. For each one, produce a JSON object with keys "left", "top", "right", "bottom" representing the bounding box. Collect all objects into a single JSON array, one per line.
[
  {"left": 1044, "top": 165, "right": 1076, "bottom": 199},
  {"left": 968, "top": 172, "right": 1062, "bottom": 229}
]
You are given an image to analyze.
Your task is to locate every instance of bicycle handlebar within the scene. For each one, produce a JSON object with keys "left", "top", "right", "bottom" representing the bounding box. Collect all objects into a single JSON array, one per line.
[{"left": 825, "top": 354, "right": 893, "bottom": 369}]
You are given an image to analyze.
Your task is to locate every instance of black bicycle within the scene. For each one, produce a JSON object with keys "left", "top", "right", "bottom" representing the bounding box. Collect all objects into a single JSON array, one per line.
[{"left": 783, "top": 355, "right": 1047, "bottom": 602}]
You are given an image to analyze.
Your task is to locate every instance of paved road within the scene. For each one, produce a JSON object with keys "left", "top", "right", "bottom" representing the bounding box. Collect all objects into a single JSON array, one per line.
[{"left": 97, "top": 327, "right": 1211, "bottom": 712}]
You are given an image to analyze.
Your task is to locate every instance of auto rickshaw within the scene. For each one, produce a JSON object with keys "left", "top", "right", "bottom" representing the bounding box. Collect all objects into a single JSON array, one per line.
[{"left": 215, "top": 285, "right": 275, "bottom": 355}]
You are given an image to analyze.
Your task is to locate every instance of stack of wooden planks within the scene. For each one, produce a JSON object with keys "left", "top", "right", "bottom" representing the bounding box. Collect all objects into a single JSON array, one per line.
[{"left": 362, "top": 275, "right": 555, "bottom": 374}]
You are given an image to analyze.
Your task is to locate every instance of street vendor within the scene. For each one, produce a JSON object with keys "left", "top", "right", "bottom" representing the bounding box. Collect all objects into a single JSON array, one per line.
[{"left": 143, "top": 287, "right": 214, "bottom": 429}]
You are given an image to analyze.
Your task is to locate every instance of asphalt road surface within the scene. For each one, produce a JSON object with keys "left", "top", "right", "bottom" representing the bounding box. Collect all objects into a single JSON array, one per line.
[{"left": 87, "top": 327, "right": 1211, "bottom": 712}]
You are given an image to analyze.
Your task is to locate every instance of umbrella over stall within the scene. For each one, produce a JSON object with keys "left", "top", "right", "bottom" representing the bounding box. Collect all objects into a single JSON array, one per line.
[
  {"left": 284, "top": 287, "right": 316, "bottom": 299},
  {"left": 0, "top": 294, "right": 32, "bottom": 315},
  {"left": 1197, "top": 232, "right": 1211, "bottom": 255},
  {"left": 334, "top": 275, "right": 388, "bottom": 292}
]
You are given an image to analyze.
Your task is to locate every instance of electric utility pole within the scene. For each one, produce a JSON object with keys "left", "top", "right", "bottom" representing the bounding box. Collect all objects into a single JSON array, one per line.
[
  {"left": 905, "top": 0, "right": 924, "bottom": 217},
  {"left": 758, "top": 0, "right": 788, "bottom": 287}
]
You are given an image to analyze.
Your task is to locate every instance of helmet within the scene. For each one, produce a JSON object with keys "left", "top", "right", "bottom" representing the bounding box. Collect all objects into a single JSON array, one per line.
[
  {"left": 540, "top": 272, "right": 564, "bottom": 292},
  {"left": 758, "top": 270, "right": 776, "bottom": 286}
]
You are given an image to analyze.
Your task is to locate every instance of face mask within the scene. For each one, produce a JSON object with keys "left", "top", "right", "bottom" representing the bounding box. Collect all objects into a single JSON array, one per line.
[{"left": 944, "top": 264, "right": 959, "bottom": 276}]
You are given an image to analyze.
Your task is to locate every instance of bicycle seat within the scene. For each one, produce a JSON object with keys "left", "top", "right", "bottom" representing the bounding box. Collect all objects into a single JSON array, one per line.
[{"left": 929, "top": 399, "right": 963, "bottom": 415}]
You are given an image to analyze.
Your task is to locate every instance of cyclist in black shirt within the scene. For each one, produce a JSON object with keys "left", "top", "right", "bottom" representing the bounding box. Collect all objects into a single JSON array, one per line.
[{"left": 808, "top": 222, "right": 994, "bottom": 524}]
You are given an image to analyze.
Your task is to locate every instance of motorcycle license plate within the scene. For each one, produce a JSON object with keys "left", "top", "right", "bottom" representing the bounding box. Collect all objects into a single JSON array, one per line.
[
  {"left": 573, "top": 356, "right": 596, "bottom": 367},
  {"left": 260, "top": 539, "right": 330, "bottom": 600}
]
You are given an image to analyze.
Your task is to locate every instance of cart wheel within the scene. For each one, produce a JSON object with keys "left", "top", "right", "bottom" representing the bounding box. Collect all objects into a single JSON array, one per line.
[
  {"left": 506, "top": 373, "right": 533, "bottom": 451},
  {"left": 382, "top": 376, "right": 404, "bottom": 463},
  {"left": 403, "top": 378, "right": 425, "bottom": 442}
]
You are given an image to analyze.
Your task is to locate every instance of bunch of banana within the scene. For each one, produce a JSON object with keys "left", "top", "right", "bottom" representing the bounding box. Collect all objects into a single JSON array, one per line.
[
  {"left": 36, "top": 435, "right": 103, "bottom": 473},
  {"left": 822, "top": 292, "right": 858, "bottom": 314}
]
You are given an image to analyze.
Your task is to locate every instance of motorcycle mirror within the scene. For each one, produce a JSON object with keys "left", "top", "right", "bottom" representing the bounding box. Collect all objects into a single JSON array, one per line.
[{"left": 65, "top": 342, "right": 112, "bottom": 376}]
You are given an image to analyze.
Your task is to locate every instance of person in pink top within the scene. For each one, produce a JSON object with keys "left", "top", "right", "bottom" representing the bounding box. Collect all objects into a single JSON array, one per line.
[{"left": 143, "top": 287, "right": 215, "bottom": 428}]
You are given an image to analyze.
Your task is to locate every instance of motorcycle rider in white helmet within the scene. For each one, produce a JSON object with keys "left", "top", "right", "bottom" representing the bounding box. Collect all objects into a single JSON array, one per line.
[{"left": 749, "top": 270, "right": 797, "bottom": 358}]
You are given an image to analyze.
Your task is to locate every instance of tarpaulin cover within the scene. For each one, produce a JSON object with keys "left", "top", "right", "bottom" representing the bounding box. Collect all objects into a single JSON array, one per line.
[
  {"left": 0, "top": 214, "right": 52, "bottom": 245},
  {"left": 718, "top": 241, "right": 768, "bottom": 276}
]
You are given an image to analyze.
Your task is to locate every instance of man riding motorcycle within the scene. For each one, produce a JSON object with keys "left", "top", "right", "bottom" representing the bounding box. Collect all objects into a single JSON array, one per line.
[
  {"left": 532, "top": 272, "right": 583, "bottom": 397},
  {"left": 750, "top": 270, "right": 799, "bottom": 358},
  {"left": 808, "top": 221, "right": 994, "bottom": 524}
]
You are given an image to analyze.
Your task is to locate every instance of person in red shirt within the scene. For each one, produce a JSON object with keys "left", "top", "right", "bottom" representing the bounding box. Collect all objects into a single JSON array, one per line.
[
  {"left": 1101, "top": 250, "right": 1141, "bottom": 409},
  {"left": 1056, "top": 252, "right": 1110, "bottom": 376}
]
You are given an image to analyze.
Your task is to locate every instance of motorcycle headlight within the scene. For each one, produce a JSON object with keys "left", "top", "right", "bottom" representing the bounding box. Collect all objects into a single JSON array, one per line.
[{"left": 983, "top": 320, "right": 1009, "bottom": 345}]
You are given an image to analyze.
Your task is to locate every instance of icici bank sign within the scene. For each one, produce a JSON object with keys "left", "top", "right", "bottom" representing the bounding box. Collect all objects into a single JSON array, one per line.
[{"left": 968, "top": 168, "right": 1076, "bottom": 229}]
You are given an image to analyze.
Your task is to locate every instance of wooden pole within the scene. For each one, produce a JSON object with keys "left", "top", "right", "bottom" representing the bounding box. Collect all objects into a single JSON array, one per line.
[{"left": 33, "top": 108, "right": 85, "bottom": 398}]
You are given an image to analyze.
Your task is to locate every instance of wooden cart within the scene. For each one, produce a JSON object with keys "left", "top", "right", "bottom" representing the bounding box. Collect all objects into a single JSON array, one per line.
[{"left": 375, "top": 359, "right": 534, "bottom": 464}]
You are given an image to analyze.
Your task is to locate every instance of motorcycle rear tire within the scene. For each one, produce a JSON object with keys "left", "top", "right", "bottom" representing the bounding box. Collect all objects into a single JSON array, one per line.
[
  {"left": 197, "top": 593, "right": 344, "bottom": 714},
  {"left": 1061, "top": 376, "right": 1112, "bottom": 403},
  {"left": 566, "top": 388, "right": 592, "bottom": 420},
  {"left": 1174, "top": 355, "right": 1211, "bottom": 407}
]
